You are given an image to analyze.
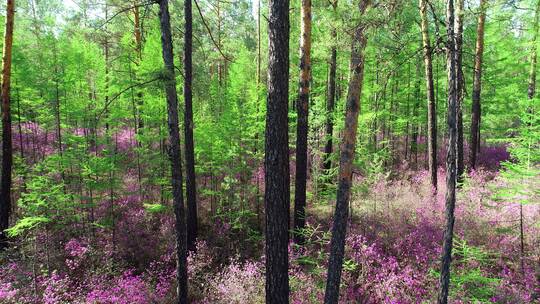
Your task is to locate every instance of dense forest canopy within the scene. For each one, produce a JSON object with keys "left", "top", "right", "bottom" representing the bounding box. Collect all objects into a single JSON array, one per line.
[{"left": 0, "top": 0, "right": 538, "bottom": 303}]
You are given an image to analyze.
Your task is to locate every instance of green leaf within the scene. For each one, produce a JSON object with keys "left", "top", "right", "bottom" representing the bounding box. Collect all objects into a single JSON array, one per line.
[
  {"left": 143, "top": 203, "right": 169, "bottom": 213},
  {"left": 6, "top": 216, "right": 51, "bottom": 236}
]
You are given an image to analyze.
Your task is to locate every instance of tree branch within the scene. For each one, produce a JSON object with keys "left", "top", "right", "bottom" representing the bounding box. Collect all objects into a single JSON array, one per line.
[
  {"left": 96, "top": 77, "right": 160, "bottom": 120},
  {"left": 95, "top": 1, "right": 155, "bottom": 31},
  {"left": 193, "top": 0, "right": 233, "bottom": 62}
]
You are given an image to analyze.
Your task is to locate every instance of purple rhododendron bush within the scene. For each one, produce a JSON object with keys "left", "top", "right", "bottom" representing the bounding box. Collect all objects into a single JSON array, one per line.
[{"left": 0, "top": 136, "right": 538, "bottom": 303}]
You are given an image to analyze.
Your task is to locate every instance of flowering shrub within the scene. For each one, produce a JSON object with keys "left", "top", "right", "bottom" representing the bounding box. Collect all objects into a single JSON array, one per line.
[
  {"left": 42, "top": 271, "right": 77, "bottom": 304},
  {"left": 0, "top": 149, "right": 537, "bottom": 303},
  {"left": 205, "top": 260, "right": 264, "bottom": 303},
  {"left": 341, "top": 234, "right": 432, "bottom": 303},
  {"left": 0, "top": 282, "right": 18, "bottom": 303},
  {"left": 65, "top": 238, "right": 89, "bottom": 271},
  {"left": 85, "top": 270, "right": 151, "bottom": 304}
]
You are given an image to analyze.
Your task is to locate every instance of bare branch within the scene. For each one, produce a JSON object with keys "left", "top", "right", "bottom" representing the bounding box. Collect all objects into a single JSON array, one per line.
[{"left": 95, "top": 1, "right": 155, "bottom": 31}]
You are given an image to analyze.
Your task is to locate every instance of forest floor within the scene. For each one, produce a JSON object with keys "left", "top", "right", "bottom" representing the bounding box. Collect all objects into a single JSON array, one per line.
[{"left": 0, "top": 136, "right": 538, "bottom": 303}]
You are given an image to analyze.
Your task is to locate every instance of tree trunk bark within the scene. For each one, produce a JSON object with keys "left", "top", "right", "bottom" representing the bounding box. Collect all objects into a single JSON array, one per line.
[
  {"left": 54, "top": 64, "right": 63, "bottom": 158},
  {"left": 16, "top": 86, "right": 23, "bottom": 160},
  {"left": 0, "top": 0, "right": 15, "bottom": 251},
  {"left": 528, "top": 0, "right": 540, "bottom": 101},
  {"left": 469, "top": 0, "right": 487, "bottom": 170},
  {"left": 158, "top": 1, "right": 188, "bottom": 303},
  {"left": 420, "top": 0, "right": 437, "bottom": 190},
  {"left": 411, "top": 60, "right": 421, "bottom": 167},
  {"left": 133, "top": 3, "right": 144, "bottom": 132},
  {"left": 293, "top": 0, "right": 311, "bottom": 245},
  {"left": 184, "top": 0, "right": 198, "bottom": 253},
  {"left": 323, "top": 0, "right": 337, "bottom": 172},
  {"left": 265, "top": 0, "right": 290, "bottom": 301},
  {"left": 133, "top": 4, "right": 142, "bottom": 60},
  {"left": 455, "top": 0, "right": 464, "bottom": 180},
  {"left": 438, "top": 0, "right": 459, "bottom": 303},
  {"left": 255, "top": 0, "right": 262, "bottom": 228},
  {"left": 324, "top": 2, "right": 370, "bottom": 303},
  {"left": 405, "top": 63, "right": 411, "bottom": 160}
]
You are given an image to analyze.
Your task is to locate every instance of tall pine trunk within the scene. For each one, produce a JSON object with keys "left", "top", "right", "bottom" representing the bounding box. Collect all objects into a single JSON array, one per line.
[
  {"left": 324, "top": 2, "right": 370, "bottom": 302},
  {"left": 455, "top": 0, "right": 464, "bottom": 180},
  {"left": 420, "top": 0, "right": 437, "bottom": 190},
  {"left": 293, "top": 0, "right": 311, "bottom": 245},
  {"left": 438, "top": 0, "right": 458, "bottom": 302},
  {"left": 469, "top": 0, "right": 487, "bottom": 170},
  {"left": 184, "top": 0, "right": 198, "bottom": 252},
  {"left": 265, "top": 0, "right": 290, "bottom": 301},
  {"left": 0, "top": 0, "right": 15, "bottom": 251},
  {"left": 158, "top": 1, "right": 188, "bottom": 303},
  {"left": 255, "top": 0, "right": 262, "bottom": 227},
  {"left": 323, "top": 0, "right": 337, "bottom": 172}
]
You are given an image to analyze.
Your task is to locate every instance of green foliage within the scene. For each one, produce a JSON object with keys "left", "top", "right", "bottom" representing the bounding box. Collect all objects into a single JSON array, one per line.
[
  {"left": 493, "top": 97, "right": 540, "bottom": 209},
  {"left": 431, "top": 239, "right": 500, "bottom": 302},
  {"left": 6, "top": 216, "right": 51, "bottom": 237},
  {"left": 342, "top": 259, "right": 358, "bottom": 272},
  {"left": 9, "top": 156, "right": 74, "bottom": 236},
  {"left": 143, "top": 203, "right": 169, "bottom": 214},
  {"left": 453, "top": 238, "right": 496, "bottom": 266},
  {"left": 292, "top": 224, "right": 331, "bottom": 276}
]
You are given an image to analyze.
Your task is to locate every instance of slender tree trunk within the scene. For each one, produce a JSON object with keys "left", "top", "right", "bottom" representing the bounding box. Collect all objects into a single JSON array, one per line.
[
  {"left": 528, "top": 0, "right": 540, "bottom": 101},
  {"left": 389, "top": 77, "right": 397, "bottom": 166},
  {"left": 216, "top": 0, "right": 224, "bottom": 86},
  {"left": 257, "top": 0, "right": 262, "bottom": 87},
  {"left": 405, "top": 63, "right": 411, "bottom": 160},
  {"left": 420, "top": 0, "right": 437, "bottom": 190},
  {"left": 54, "top": 64, "right": 63, "bottom": 158},
  {"left": 133, "top": 4, "right": 142, "bottom": 60},
  {"left": 158, "top": 1, "right": 188, "bottom": 303},
  {"left": 323, "top": 0, "right": 337, "bottom": 172},
  {"left": 128, "top": 59, "right": 143, "bottom": 196},
  {"left": 469, "top": 0, "right": 487, "bottom": 170},
  {"left": 184, "top": 0, "right": 198, "bottom": 252},
  {"left": 265, "top": 0, "right": 290, "bottom": 300},
  {"left": 16, "top": 86, "right": 23, "bottom": 160},
  {"left": 293, "top": 0, "right": 311, "bottom": 245},
  {"left": 455, "top": 0, "right": 464, "bottom": 180},
  {"left": 133, "top": 4, "right": 144, "bottom": 132},
  {"left": 255, "top": 0, "right": 262, "bottom": 228},
  {"left": 103, "top": 2, "right": 116, "bottom": 261},
  {"left": 372, "top": 62, "right": 380, "bottom": 152},
  {"left": 438, "top": 0, "right": 459, "bottom": 302},
  {"left": 0, "top": 0, "right": 15, "bottom": 251},
  {"left": 411, "top": 60, "right": 421, "bottom": 167},
  {"left": 324, "top": 2, "right": 370, "bottom": 303},
  {"left": 523, "top": 0, "right": 540, "bottom": 277}
]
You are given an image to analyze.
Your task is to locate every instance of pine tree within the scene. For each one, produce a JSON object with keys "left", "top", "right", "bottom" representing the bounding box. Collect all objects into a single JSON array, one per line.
[
  {"left": 324, "top": 2, "right": 370, "bottom": 303},
  {"left": 0, "top": 0, "right": 16, "bottom": 251},
  {"left": 293, "top": 0, "right": 312, "bottom": 245},
  {"left": 158, "top": 1, "right": 188, "bottom": 302},
  {"left": 184, "top": 0, "right": 198, "bottom": 253},
  {"left": 469, "top": 0, "right": 487, "bottom": 170},
  {"left": 438, "top": 0, "right": 459, "bottom": 302},
  {"left": 265, "top": 0, "right": 290, "bottom": 301},
  {"left": 419, "top": 0, "right": 437, "bottom": 191}
]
